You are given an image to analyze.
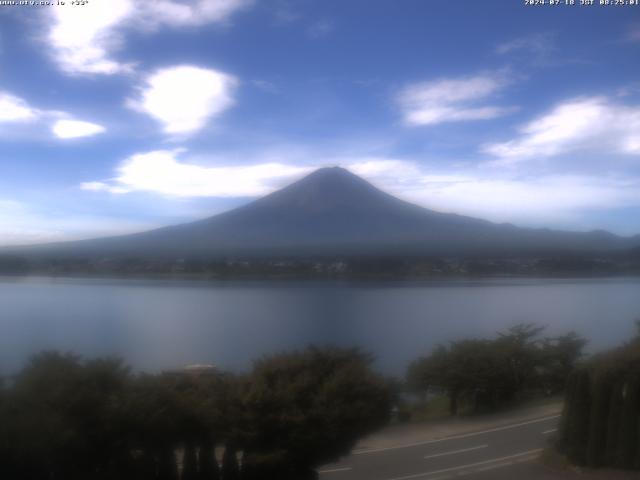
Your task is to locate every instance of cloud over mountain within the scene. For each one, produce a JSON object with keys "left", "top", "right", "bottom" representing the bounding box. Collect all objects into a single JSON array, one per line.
[
  {"left": 484, "top": 97, "right": 640, "bottom": 164},
  {"left": 81, "top": 149, "right": 312, "bottom": 197}
]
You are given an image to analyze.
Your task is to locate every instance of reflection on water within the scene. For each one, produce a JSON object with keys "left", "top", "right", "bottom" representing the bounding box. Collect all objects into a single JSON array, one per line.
[{"left": 1, "top": 276, "right": 639, "bottom": 375}]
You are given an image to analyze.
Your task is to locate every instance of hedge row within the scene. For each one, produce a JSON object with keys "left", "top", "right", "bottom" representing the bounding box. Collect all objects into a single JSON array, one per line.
[{"left": 558, "top": 335, "right": 640, "bottom": 470}]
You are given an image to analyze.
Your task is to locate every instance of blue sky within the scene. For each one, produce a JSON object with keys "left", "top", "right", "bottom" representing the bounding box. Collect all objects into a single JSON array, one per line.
[{"left": 0, "top": 0, "right": 639, "bottom": 245}]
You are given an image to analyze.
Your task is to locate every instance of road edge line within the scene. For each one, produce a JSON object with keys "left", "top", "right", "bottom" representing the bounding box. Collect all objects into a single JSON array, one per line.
[{"left": 353, "top": 414, "right": 560, "bottom": 455}]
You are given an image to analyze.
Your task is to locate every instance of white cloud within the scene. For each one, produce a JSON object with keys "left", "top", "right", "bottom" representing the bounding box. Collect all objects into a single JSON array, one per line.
[
  {"left": 128, "top": 65, "right": 237, "bottom": 135},
  {"left": 80, "top": 181, "right": 111, "bottom": 192},
  {"left": 0, "top": 91, "right": 107, "bottom": 141},
  {"left": 45, "top": 0, "right": 251, "bottom": 76},
  {"left": 0, "top": 92, "right": 39, "bottom": 122},
  {"left": 142, "top": 0, "right": 253, "bottom": 28},
  {"left": 347, "top": 159, "right": 420, "bottom": 178},
  {"left": 339, "top": 166, "right": 640, "bottom": 229},
  {"left": 388, "top": 174, "right": 640, "bottom": 227},
  {"left": 81, "top": 151, "right": 426, "bottom": 198},
  {"left": 321, "top": 161, "right": 640, "bottom": 229},
  {"left": 80, "top": 151, "right": 640, "bottom": 233},
  {"left": 48, "top": 0, "right": 136, "bottom": 75},
  {"left": 52, "top": 119, "right": 106, "bottom": 139},
  {"left": 484, "top": 97, "right": 640, "bottom": 163},
  {"left": 81, "top": 149, "right": 313, "bottom": 197},
  {"left": 398, "top": 72, "right": 514, "bottom": 126}
]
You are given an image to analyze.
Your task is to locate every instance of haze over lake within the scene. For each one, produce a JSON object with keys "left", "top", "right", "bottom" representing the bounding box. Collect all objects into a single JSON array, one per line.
[{"left": 1, "top": 276, "right": 639, "bottom": 376}]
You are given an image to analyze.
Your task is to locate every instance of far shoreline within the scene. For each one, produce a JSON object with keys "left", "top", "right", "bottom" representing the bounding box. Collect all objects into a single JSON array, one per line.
[{"left": 2, "top": 271, "right": 640, "bottom": 288}]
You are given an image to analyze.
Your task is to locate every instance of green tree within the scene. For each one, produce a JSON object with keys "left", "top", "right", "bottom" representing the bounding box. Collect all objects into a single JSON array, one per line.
[
  {"left": 586, "top": 371, "right": 613, "bottom": 467},
  {"left": 407, "top": 345, "right": 449, "bottom": 403},
  {"left": 496, "top": 323, "right": 546, "bottom": 395},
  {"left": 240, "top": 347, "right": 392, "bottom": 479},
  {"left": 616, "top": 375, "right": 640, "bottom": 469},
  {"left": 540, "top": 332, "right": 587, "bottom": 394},
  {"left": 558, "top": 324, "right": 640, "bottom": 471},
  {"left": 407, "top": 324, "right": 564, "bottom": 416},
  {"left": 565, "top": 369, "right": 591, "bottom": 464},
  {"left": 4, "top": 352, "right": 131, "bottom": 479}
]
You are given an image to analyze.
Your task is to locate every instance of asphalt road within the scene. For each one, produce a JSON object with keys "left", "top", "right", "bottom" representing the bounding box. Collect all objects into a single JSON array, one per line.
[{"left": 318, "top": 414, "right": 560, "bottom": 480}]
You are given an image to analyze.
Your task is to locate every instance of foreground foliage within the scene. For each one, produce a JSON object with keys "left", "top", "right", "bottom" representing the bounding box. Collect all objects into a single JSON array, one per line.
[
  {"left": 558, "top": 323, "right": 640, "bottom": 471},
  {"left": 0, "top": 347, "right": 392, "bottom": 480},
  {"left": 407, "top": 324, "right": 586, "bottom": 415}
]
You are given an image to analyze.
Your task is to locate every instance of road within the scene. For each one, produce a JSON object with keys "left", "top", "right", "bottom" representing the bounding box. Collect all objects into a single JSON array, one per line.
[{"left": 318, "top": 414, "right": 560, "bottom": 480}]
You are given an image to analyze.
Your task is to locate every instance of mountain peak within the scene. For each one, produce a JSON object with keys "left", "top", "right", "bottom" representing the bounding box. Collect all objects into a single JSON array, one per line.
[
  {"left": 252, "top": 166, "right": 396, "bottom": 212},
  {"left": 12, "top": 166, "right": 637, "bottom": 259},
  {"left": 305, "top": 165, "right": 357, "bottom": 178},
  {"left": 293, "top": 166, "right": 370, "bottom": 189}
]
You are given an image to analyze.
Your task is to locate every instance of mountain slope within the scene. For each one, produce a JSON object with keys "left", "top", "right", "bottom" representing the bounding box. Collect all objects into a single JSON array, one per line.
[{"left": 8, "top": 167, "right": 640, "bottom": 258}]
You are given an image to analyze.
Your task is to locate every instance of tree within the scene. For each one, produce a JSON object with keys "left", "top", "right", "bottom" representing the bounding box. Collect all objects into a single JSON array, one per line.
[
  {"left": 616, "top": 375, "right": 640, "bottom": 469},
  {"left": 586, "top": 371, "right": 613, "bottom": 467},
  {"left": 407, "top": 324, "right": 576, "bottom": 416},
  {"left": 564, "top": 369, "right": 591, "bottom": 464},
  {"left": 558, "top": 325, "right": 640, "bottom": 471},
  {"left": 407, "top": 345, "right": 449, "bottom": 403},
  {"left": 0, "top": 347, "right": 393, "bottom": 478},
  {"left": 540, "top": 332, "right": 587, "bottom": 394},
  {"left": 496, "top": 323, "right": 546, "bottom": 395},
  {"left": 240, "top": 347, "right": 392, "bottom": 479},
  {"left": 3, "top": 352, "right": 131, "bottom": 479}
]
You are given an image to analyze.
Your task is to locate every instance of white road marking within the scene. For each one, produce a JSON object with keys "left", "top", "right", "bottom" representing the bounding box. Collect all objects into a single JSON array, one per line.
[
  {"left": 318, "top": 466, "right": 353, "bottom": 474},
  {"left": 542, "top": 428, "right": 557, "bottom": 435},
  {"left": 385, "top": 448, "right": 543, "bottom": 480},
  {"left": 353, "top": 415, "right": 560, "bottom": 455},
  {"left": 423, "top": 444, "right": 488, "bottom": 460}
]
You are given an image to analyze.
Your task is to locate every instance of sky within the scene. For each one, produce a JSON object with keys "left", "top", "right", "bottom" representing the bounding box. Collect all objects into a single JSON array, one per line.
[{"left": 0, "top": 0, "right": 639, "bottom": 245}]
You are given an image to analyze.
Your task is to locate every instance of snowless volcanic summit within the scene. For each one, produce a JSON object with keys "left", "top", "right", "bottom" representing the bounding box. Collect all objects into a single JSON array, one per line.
[{"left": 12, "top": 167, "right": 640, "bottom": 258}]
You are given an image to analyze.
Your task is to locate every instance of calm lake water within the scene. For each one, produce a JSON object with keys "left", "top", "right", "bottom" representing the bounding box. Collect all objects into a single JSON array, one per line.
[{"left": 1, "top": 276, "right": 639, "bottom": 376}]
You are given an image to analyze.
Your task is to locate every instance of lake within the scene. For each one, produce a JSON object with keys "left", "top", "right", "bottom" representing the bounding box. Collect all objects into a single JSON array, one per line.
[{"left": 1, "top": 276, "right": 639, "bottom": 377}]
